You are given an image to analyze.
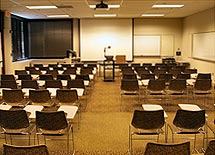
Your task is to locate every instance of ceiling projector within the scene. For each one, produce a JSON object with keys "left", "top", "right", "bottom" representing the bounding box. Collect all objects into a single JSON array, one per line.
[{"left": 96, "top": 1, "right": 108, "bottom": 9}]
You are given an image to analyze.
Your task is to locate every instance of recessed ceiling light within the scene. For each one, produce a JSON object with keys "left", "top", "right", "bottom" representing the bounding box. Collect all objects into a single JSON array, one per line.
[
  {"left": 89, "top": 5, "right": 120, "bottom": 9},
  {"left": 141, "top": 14, "right": 164, "bottom": 17},
  {"left": 26, "top": 6, "right": 57, "bottom": 9},
  {"left": 94, "top": 14, "right": 117, "bottom": 17},
  {"left": 152, "top": 4, "right": 184, "bottom": 8},
  {"left": 47, "top": 15, "right": 70, "bottom": 18}
]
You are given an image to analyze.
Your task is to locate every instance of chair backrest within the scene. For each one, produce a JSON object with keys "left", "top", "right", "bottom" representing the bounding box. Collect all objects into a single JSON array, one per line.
[
  {"left": 18, "top": 74, "right": 32, "bottom": 80},
  {"left": 75, "top": 74, "right": 90, "bottom": 81},
  {"left": 45, "top": 80, "right": 62, "bottom": 88},
  {"left": 46, "top": 70, "right": 58, "bottom": 78},
  {"left": 158, "top": 73, "right": 173, "bottom": 83},
  {"left": 21, "top": 80, "right": 39, "bottom": 89},
  {"left": 57, "top": 74, "right": 71, "bottom": 81},
  {"left": 56, "top": 89, "right": 78, "bottom": 103},
  {"left": 1, "top": 74, "right": 16, "bottom": 81},
  {"left": 15, "top": 70, "right": 28, "bottom": 75},
  {"left": 194, "top": 79, "right": 212, "bottom": 91},
  {"left": 197, "top": 73, "right": 211, "bottom": 79},
  {"left": 0, "top": 110, "right": 29, "bottom": 130},
  {"left": 36, "top": 111, "right": 68, "bottom": 130},
  {"left": 183, "top": 68, "right": 197, "bottom": 74},
  {"left": 122, "top": 74, "right": 137, "bottom": 79},
  {"left": 2, "top": 89, "right": 24, "bottom": 103},
  {"left": 63, "top": 68, "right": 76, "bottom": 74},
  {"left": 147, "top": 79, "right": 166, "bottom": 91},
  {"left": 67, "top": 79, "right": 85, "bottom": 89},
  {"left": 121, "top": 79, "right": 139, "bottom": 91},
  {"left": 29, "top": 90, "right": 51, "bottom": 103},
  {"left": 168, "top": 79, "right": 187, "bottom": 91},
  {"left": 131, "top": 110, "right": 164, "bottom": 130},
  {"left": 140, "top": 73, "right": 155, "bottom": 80},
  {"left": 205, "top": 140, "right": 215, "bottom": 155},
  {"left": 39, "top": 74, "right": 54, "bottom": 80},
  {"left": 29, "top": 69, "right": 42, "bottom": 75},
  {"left": 3, "top": 144, "right": 49, "bottom": 155},
  {"left": 173, "top": 109, "right": 205, "bottom": 129},
  {"left": 176, "top": 73, "right": 191, "bottom": 80},
  {"left": 0, "top": 80, "right": 18, "bottom": 89},
  {"left": 144, "top": 141, "right": 190, "bottom": 155}
]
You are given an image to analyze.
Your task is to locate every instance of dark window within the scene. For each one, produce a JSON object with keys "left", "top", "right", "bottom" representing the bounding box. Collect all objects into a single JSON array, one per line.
[
  {"left": 11, "top": 15, "right": 28, "bottom": 61},
  {"left": 28, "top": 19, "right": 72, "bottom": 58}
]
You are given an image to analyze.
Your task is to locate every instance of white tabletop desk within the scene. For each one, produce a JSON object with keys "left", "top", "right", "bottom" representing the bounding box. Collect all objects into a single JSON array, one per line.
[
  {"left": 141, "top": 79, "right": 150, "bottom": 86},
  {"left": 0, "top": 104, "right": 12, "bottom": 110},
  {"left": 58, "top": 106, "right": 78, "bottom": 119},
  {"left": 178, "top": 104, "right": 202, "bottom": 111},
  {"left": 178, "top": 104, "right": 208, "bottom": 117},
  {"left": 186, "top": 79, "right": 195, "bottom": 86},
  {"left": 24, "top": 105, "right": 44, "bottom": 119},
  {"left": 24, "top": 105, "right": 78, "bottom": 119},
  {"left": 142, "top": 104, "right": 168, "bottom": 118}
]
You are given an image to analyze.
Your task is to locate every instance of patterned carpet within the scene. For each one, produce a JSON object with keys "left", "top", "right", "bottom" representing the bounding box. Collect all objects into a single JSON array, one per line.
[{"left": 0, "top": 75, "right": 214, "bottom": 155}]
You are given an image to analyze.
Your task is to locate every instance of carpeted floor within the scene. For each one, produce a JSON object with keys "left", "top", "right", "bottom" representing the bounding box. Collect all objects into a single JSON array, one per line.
[{"left": 0, "top": 75, "right": 214, "bottom": 155}]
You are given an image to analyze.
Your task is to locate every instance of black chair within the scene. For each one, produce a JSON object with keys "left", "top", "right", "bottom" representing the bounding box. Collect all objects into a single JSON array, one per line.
[
  {"left": 165, "top": 79, "right": 187, "bottom": 105},
  {"left": 176, "top": 73, "right": 191, "bottom": 80},
  {"left": 15, "top": 70, "right": 28, "bottom": 75},
  {"left": 45, "top": 80, "right": 63, "bottom": 89},
  {"left": 0, "top": 110, "right": 33, "bottom": 145},
  {"left": 0, "top": 80, "right": 18, "bottom": 89},
  {"left": 35, "top": 111, "right": 74, "bottom": 153},
  {"left": 2, "top": 89, "right": 29, "bottom": 107},
  {"left": 129, "top": 110, "right": 165, "bottom": 153},
  {"left": 39, "top": 74, "right": 54, "bottom": 81},
  {"left": 144, "top": 79, "right": 166, "bottom": 104},
  {"left": 205, "top": 140, "right": 215, "bottom": 155},
  {"left": 168, "top": 109, "right": 206, "bottom": 153},
  {"left": 18, "top": 74, "right": 32, "bottom": 80},
  {"left": 144, "top": 141, "right": 190, "bottom": 155},
  {"left": 197, "top": 73, "right": 211, "bottom": 79},
  {"left": 21, "top": 80, "right": 39, "bottom": 89},
  {"left": 120, "top": 79, "right": 140, "bottom": 110},
  {"left": 3, "top": 144, "right": 49, "bottom": 155},
  {"left": 56, "top": 89, "right": 79, "bottom": 106},
  {"left": 29, "top": 90, "right": 55, "bottom": 107},
  {"left": 1, "top": 74, "right": 16, "bottom": 81},
  {"left": 57, "top": 74, "right": 71, "bottom": 81},
  {"left": 192, "top": 79, "right": 212, "bottom": 106}
]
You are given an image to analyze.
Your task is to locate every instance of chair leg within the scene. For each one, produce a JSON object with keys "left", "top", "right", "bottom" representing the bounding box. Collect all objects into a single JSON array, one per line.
[{"left": 71, "top": 127, "right": 75, "bottom": 155}]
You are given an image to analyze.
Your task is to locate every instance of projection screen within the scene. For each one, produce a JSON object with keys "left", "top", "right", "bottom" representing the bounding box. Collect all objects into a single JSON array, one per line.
[{"left": 80, "top": 19, "right": 133, "bottom": 61}]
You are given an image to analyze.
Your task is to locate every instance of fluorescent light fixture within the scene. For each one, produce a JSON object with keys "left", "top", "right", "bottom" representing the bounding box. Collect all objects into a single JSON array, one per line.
[
  {"left": 47, "top": 15, "right": 70, "bottom": 18},
  {"left": 26, "top": 6, "right": 57, "bottom": 9},
  {"left": 141, "top": 14, "right": 164, "bottom": 17},
  {"left": 94, "top": 14, "right": 117, "bottom": 17},
  {"left": 152, "top": 4, "right": 184, "bottom": 8},
  {"left": 89, "top": 5, "right": 120, "bottom": 9}
]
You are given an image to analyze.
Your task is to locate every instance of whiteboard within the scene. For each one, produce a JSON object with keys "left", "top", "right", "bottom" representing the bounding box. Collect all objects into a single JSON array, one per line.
[
  {"left": 192, "top": 32, "right": 215, "bottom": 62},
  {"left": 134, "top": 35, "right": 160, "bottom": 56}
]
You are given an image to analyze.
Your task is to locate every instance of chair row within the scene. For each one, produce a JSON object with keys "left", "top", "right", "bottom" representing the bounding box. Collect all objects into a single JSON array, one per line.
[
  {"left": 0, "top": 108, "right": 75, "bottom": 153},
  {"left": 2, "top": 139, "right": 214, "bottom": 155},
  {"left": 0, "top": 88, "right": 81, "bottom": 107},
  {"left": 129, "top": 107, "right": 215, "bottom": 154},
  {"left": 120, "top": 78, "right": 213, "bottom": 107}
]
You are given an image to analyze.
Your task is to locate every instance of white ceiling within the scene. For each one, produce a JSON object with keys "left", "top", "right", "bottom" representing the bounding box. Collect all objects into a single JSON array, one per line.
[{"left": 0, "top": 0, "right": 215, "bottom": 19}]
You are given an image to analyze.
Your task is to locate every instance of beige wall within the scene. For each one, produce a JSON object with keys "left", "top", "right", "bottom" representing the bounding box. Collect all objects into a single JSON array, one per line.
[
  {"left": 182, "top": 8, "right": 215, "bottom": 74},
  {"left": 133, "top": 18, "right": 183, "bottom": 64},
  {"left": 2, "top": 8, "right": 215, "bottom": 74}
]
